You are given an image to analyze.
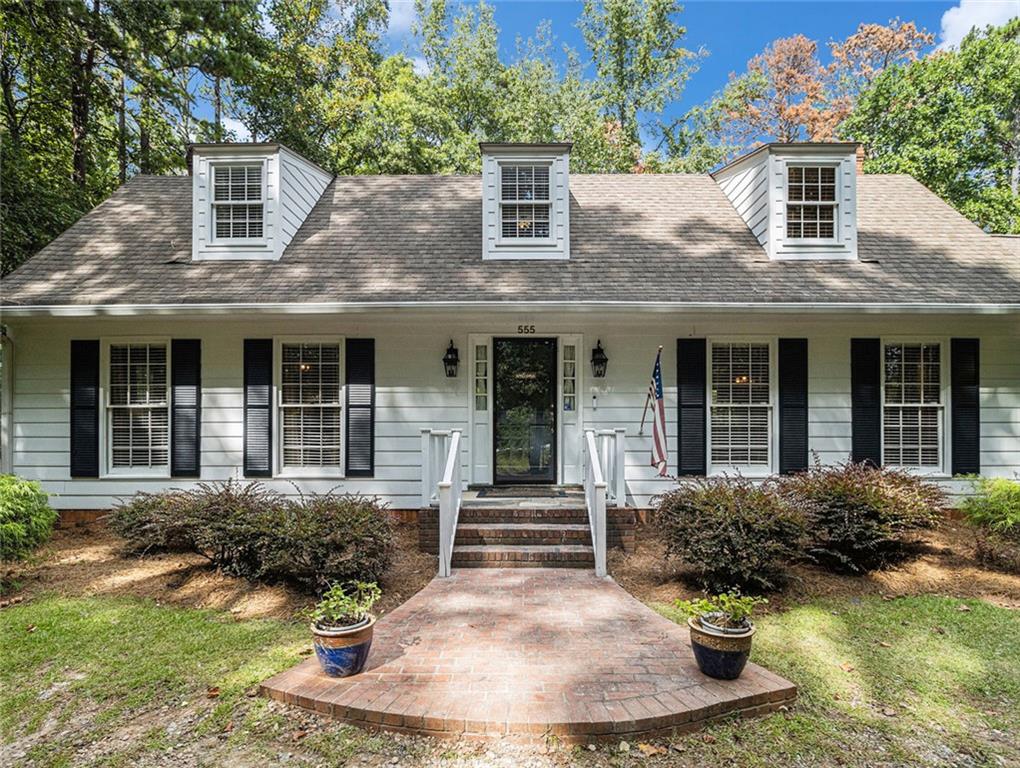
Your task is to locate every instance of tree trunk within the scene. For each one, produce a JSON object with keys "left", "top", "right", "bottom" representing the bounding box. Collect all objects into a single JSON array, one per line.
[
  {"left": 70, "top": 0, "right": 101, "bottom": 190},
  {"left": 214, "top": 75, "right": 222, "bottom": 140},
  {"left": 118, "top": 74, "right": 127, "bottom": 184},
  {"left": 139, "top": 94, "right": 150, "bottom": 174}
]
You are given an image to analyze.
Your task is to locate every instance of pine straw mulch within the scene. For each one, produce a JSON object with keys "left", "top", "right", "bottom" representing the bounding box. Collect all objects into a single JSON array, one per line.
[
  {"left": 609, "top": 518, "right": 1020, "bottom": 612},
  {"left": 2, "top": 520, "right": 435, "bottom": 621}
]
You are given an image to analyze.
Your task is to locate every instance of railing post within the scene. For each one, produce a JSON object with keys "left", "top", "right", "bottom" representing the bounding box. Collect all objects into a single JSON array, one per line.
[
  {"left": 420, "top": 429, "right": 432, "bottom": 507},
  {"left": 594, "top": 482, "right": 607, "bottom": 578},
  {"left": 437, "top": 480, "right": 452, "bottom": 578},
  {"left": 614, "top": 428, "right": 626, "bottom": 506}
]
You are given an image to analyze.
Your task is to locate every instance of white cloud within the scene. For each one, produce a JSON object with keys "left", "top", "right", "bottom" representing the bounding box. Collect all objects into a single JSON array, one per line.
[
  {"left": 388, "top": 0, "right": 417, "bottom": 38},
  {"left": 938, "top": 0, "right": 1019, "bottom": 49},
  {"left": 222, "top": 117, "right": 252, "bottom": 142},
  {"left": 411, "top": 55, "right": 430, "bottom": 76}
]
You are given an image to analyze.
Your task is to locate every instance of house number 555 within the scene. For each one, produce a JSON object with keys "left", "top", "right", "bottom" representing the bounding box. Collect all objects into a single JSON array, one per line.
[{"left": 517, "top": 325, "right": 536, "bottom": 334}]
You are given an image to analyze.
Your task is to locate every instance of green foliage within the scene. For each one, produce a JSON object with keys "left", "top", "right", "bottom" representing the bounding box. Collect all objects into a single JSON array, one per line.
[
  {"left": 960, "top": 476, "right": 1020, "bottom": 573},
  {"left": 0, "top": 475, "right": 58, "bottom": 562},
  {"left": 655, "top": 477, "right": 809, "bottom": 593},
  {"left": 311, "top": 581, "right": 381, "bottom": 628},
  {"left": 110, "top": 480, "right": 393, "bottom": 592},
  {"left": 673, "top": 592, "right": 767, "bottom": 627},
  {"left": 779, "top": 462, "right": 944, "bottom": 574},
  {"left": 842, "top": 19, "right": 1020, "bottom": 233}
]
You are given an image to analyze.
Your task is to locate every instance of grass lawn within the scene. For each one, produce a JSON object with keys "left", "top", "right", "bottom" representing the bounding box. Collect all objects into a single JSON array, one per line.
[{"left": 3, "top": 591, "right": 1018, "bottom": 767}]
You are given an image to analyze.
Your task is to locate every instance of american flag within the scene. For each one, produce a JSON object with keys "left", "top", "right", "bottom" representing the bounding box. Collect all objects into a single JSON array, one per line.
[{"left": 643, "top": 347, "right": 668, "bottom": 477}]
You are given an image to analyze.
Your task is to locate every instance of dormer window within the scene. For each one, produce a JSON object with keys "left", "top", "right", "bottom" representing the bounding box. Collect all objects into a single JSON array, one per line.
[
  {"left": 786, "top": 165, "right": 837, "bottom": 239},
  {"left": 212, "top": 164, "right": 264, "bottom": 240},
  {"left": 500, "top": 164, "right": 551, "bottom": 239}
]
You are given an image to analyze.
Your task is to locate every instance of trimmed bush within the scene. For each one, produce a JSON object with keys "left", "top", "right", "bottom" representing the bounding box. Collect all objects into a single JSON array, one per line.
[
  {"left": 0, "top": 475, "right": 58, "bottom": 561},
  {"left": 961, "top": 477, "right": 1020, "bottom": 573},
  {"left": 655, "top": 476, "right": 809, "bottom": 593},
  {"left": 779, "top": 462, "right": 944, "bottom": 574},
  {"left": 110, "top": 480, "right": 393, "bottom": 592}
]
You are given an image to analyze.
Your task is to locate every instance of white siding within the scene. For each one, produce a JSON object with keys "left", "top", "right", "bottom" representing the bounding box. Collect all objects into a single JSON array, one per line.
[
  {"left": 713, "top": 156, "right": 770, "bottom": 246},
  {"left": 8, "top": 312, "right": 1019, "bottom": 510},
  {"left": 278, "top": 147, "right": 333, "bottom": 243}
]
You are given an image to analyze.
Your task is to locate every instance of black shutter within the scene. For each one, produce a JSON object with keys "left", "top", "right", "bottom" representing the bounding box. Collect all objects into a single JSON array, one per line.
[
  {"left": 951, "top": 338, "right": 980, "bottom": 475},
  {"left": 171, "top": 339, "right": 201, "bottom": 477},
  {"left": 345, "top": 339, "right": 375, "bottom": 477},
  {"left": 851, "top": 338, "right": 882, "bottom": 466},
  {"left": 778, "top": 338, "right": 809, "bottom": 474},
  {"left": 243, "top": 339, "right": 273, "bottom": 477},
  {"left": 676, "top": 338, "right": 707, "bottom": 476},
  {"left": 69, "top": 340, "right": 100, "bottom": 477}
]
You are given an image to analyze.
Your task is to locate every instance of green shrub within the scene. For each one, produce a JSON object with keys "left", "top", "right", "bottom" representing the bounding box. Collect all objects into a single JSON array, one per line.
[
  {"left": 779, "top": 462, "right": 944, "bottom": 574},
  {"left": 961, "top": 477, "right": 1020, "bottom": 573},
  {"left": 655, "top": 477, "right": 809, "bottom": 593},
  {"left": 110, "top": 480, "right": 393, "bottom": 593},
  {"left": 0, "top": 475, "right": 58, "bottom": 561}
]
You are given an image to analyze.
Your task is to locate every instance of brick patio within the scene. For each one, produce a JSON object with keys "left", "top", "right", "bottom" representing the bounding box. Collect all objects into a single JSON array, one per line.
[{"left": 261, "top": 570, "right": 796, "bottom": 742}]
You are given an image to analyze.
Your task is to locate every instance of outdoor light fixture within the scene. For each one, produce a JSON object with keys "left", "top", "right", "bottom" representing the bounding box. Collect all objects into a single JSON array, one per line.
[
  {"left": 443, "top": 340, "right": 460, "bottom": 378},
  {"left": 590, "top": 340, "right": 608, "bottom": 378}
]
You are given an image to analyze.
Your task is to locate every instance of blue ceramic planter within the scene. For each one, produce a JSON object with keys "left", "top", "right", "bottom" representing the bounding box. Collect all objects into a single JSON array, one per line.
[
  {"left": 312, "top": 615, "right": 375, "bottom": 678},
  {"left": 687, "top": 617, "right": 754, "bottom": 680}
]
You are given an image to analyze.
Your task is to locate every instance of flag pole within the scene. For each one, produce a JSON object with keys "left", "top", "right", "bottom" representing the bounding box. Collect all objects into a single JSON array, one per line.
[{"left": 638, "top": 345, "right": 664, "bottom": 436}]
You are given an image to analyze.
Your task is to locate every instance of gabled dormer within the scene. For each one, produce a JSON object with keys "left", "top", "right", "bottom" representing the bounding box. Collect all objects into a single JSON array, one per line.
[
  {"left": 480, "top": 142, "right": 571, "bottom": 260},
  {"left": 189, "top": 142, "right": 332, "bottom": 261},
  {"left": 713, "top": 142, "right": 859, "bottom": 261}
]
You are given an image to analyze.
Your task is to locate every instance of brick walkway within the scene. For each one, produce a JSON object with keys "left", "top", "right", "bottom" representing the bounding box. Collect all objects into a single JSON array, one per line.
[{"left": 261, "top": 570, "right": 796, "bottom": 742}]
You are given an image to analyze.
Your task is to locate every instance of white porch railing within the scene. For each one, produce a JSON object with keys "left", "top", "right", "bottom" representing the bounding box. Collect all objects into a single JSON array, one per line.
[
  {"left": 590, "top": 428, "right": 626, "bottom": 506},
  {"left": 421, "top": 429, "right": 463, "bottom": 578},
  {"left": 583, "top": 429, "right": 609, "bottom": 578}
]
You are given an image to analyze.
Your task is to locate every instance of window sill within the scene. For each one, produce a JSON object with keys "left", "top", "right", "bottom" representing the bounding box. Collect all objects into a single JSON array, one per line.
[
  {"left": 101, "top": 471, "right": 171, "bottom": 480},
  {"left": 276, "top": 469, "right": 345, "bottom": 480},
  {"left": 708, "top": 466, "right": 774, "bottom": 479}
]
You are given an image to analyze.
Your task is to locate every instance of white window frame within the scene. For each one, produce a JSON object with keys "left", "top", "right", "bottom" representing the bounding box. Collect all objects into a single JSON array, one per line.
[
  {"left": 783, "top": 162, "right": 840, "bottom": 245},
  {"left": 101, "top": 338, "right": 171, "bottom": 478},
  {"left": 706, "top": 337, "right": 779, "bottom": 478},
  {"left": 210, "top": 160, "right": 268, "bottom": 246},
  {"left": 496, "top": 161, "right": 555, "bottom": 245},
  {"left": 880, "top": 337, "right": 950, "bottom": 476},
  {"left": 273, "top": 336, "right": 345, "bottom": 479}
]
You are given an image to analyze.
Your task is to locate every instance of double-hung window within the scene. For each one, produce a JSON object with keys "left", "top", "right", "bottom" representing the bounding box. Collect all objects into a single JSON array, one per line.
[
  {"left": 500, "top": 164, "right": 551, "bottom": 239},
  {"left": 883, "top": 342, "right": 943, "bottom": 468},
  {"left": 787, "top": 165, "right": 837, "bottom": 239},
  {"left": 710, "top": 342, "right": 773, "bottom": 470},
  {"left": 280, "top": 343, "right": 342, "bottom": 470},
  {"left": 108, "top": 343, "right": 169, "bottom": 471},
  {"left": 212, "top": 164, "right": 264, "bottom": 240}
]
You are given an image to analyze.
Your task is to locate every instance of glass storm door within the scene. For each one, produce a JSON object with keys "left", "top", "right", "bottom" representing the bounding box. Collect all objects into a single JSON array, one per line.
[{"left": 493, "top": 338, "right": 557, "bottom": 484}]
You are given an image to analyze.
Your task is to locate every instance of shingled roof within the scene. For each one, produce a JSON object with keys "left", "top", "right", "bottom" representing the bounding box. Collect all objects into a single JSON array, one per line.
[{"left": 2, "top": 172, "right": 1018, "bottom": 308}]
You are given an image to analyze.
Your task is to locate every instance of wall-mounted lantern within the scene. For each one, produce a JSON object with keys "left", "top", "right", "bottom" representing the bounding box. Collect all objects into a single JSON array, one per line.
[
  {"left": 590, "top": 340, "right": 608, "bottom": 378},
  {"left": 443, "top": 340, "right": 460, "bottom": 378}
]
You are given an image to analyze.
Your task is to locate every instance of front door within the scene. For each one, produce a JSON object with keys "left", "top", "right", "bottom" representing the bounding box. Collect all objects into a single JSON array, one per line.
[{"left": 493, "top": 338, "right": 557, "bottom": 484}]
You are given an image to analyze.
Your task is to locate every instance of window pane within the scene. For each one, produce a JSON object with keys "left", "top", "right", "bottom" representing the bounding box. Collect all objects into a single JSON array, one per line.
[
  {"left": 710, "top": 343, "right": 771, "bottom": 466},
  {"left": 883, "top": 342, "right": 941, "bottom": 467},
  {"left": 280, "top": 343, "right": 342, "bottom": 468}
]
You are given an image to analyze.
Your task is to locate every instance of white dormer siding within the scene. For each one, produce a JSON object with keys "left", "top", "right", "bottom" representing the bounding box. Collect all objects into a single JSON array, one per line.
[
  {"left": 191, "top": 143, "right": 332, "bottom": 261},
  {"left": 480, "top": 143, "right": 571, "bottom": 260},
  {"left": 713, "top": 143, "right": 859, "bottom": 261}
]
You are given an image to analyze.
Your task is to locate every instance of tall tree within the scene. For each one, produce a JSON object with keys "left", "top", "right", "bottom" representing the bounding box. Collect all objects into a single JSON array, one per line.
[
  {"left": 842, "top": 19, "right": 1020, "bottom": 233},
  {"left": 578, "top": 0, "right": 699, "bottom": 167}
]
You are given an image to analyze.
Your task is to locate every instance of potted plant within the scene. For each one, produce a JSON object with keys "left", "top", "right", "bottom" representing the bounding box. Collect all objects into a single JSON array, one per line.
[
  {"left": 310, "top": 581, "right": 382, "bottom": 677},
  {"left": 674, "top": 592, "right": 767, "bottom": 680}
]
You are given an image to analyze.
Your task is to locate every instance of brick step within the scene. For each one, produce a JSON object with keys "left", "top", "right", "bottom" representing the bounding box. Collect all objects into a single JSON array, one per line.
[
  {"left": 451, "top": 544, "right": 595, "bottom": 568},
  {"left": 456, "top": 508, "right": 589, "bottom": 525},
  {"left": 456, "top": 522, "right": 593, "bottom": 546}
]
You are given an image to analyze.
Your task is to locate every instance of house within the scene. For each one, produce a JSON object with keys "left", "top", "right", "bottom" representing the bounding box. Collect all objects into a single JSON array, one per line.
[{"left": 2, "top": 141, "right": 1018, "bottom": 558}]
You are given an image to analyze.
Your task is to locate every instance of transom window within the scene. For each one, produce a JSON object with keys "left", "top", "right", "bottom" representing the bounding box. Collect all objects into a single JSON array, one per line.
[
  {"left": 787, "top": 165, "right": 837, "bottom": 239},
  {"left": 212, "top": 164, "right": 264, "bottom": 239},
  {"left": 710, "top": 342, "right": 772, "bottom": 467},
  {"left": 500, "top": 164, "right": 551, "bottom": 239},
  {"left": 883, "top": 342, "right": 943, "bottom": 468},
  {"left": 280, "top": 343, "right": 342, "bottom": 468},
  {"left": 108, "top": 344, "right": 168, "bottom": 469}
]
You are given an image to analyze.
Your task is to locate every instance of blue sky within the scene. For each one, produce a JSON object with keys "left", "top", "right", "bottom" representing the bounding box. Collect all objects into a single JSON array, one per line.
[{"left": 224, "top": 0, "right": 1019, "bottom": 139}]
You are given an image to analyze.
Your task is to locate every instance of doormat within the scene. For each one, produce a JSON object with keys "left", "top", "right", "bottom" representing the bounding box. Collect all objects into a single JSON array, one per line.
[{"left": 476, "top": 487, "right": 569, "bottom": 498}]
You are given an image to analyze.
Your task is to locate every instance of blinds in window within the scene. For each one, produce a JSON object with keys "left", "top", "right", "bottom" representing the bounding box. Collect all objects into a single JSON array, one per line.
[
  {"left": 280, "top": 343, "right": 342, "bottom": 468},
  {"left": 883, "top": 343, "right": 942, "bottom": 467},
  {"left": 213, "top": 165, "right": 263, "bottom": 239},
  {"left": 109, "top": 344, "right": 169, "bottom": 468},
  {"left": 500, "top": 164, "right": 551, "bottom": 239},
  {"left": 710, "top": 343, "right": 771, "bottom": 466}
]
